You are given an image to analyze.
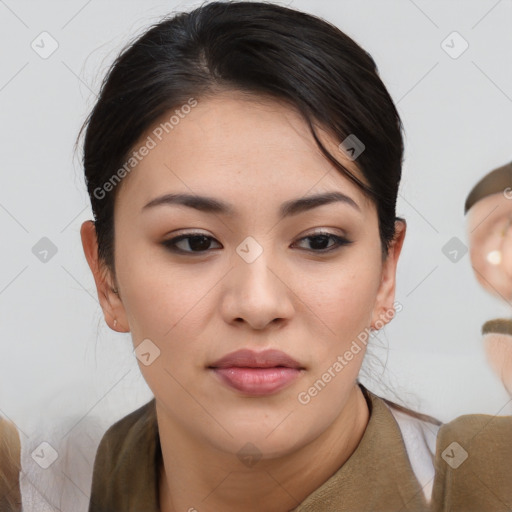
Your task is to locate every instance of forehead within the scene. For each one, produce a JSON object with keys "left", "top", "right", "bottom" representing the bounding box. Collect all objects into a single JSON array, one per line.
[{"left": 116, "top": 91, "right": 372, "bottom": 214}]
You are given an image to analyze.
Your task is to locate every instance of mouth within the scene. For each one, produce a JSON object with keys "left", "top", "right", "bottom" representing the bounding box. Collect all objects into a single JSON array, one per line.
[
  {"left": 209, "top": 348, "right": 303, "bottom": 369},
  {"left": 208, "top": 349, "right": 305, "bottom": 396}
]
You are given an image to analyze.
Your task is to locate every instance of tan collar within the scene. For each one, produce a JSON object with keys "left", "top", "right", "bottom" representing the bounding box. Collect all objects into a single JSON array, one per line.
[
  {"left": 89, "top": 385, "right": 429, "bottom": 511},
  {"left": 294, "top": 385, "right": 429, "bottom": 511}
]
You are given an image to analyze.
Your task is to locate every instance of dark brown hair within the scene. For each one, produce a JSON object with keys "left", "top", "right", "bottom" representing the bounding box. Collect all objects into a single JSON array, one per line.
[
  {"left": 77, "top": 0, "right": 405, "bottom": 275},
  {"left": 78, "top": 0, "right": 437, "bottom": 425}
]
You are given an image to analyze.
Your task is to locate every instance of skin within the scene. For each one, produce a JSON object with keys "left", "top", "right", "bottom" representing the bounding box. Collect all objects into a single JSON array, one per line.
[
  {"left": 467, "top": 192, "right": 512, "bottom": 395},
  {"left": 466, "top": 192, "right": 512, "bottom": 302},
  {"left": 81, "top": 91, "right": 406, "bottom": 512},
  {"left": 483, "top": 332, "right": 512, "bottom": 395}
]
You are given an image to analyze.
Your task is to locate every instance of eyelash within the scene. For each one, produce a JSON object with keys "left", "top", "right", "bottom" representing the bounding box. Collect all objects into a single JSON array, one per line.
[{"left": 161, "top": 231, "right": 353, "bottom": 255}]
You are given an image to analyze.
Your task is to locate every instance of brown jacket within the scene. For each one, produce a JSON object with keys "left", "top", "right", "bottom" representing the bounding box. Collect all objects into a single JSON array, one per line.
[
  {"left": 88, "top": 386, "right": 433, "bottom": 512},
  {"left": 431, "top": 411, "right": 512, "bottom": 511},
  {"left": 87, "top": 385, "right": 512, "bottom": 511}
]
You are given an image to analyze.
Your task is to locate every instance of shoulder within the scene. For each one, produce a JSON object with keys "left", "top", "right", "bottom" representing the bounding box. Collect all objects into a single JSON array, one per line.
[
  {"left": 88, "top": 399, "right": 160, "bottom": 512},
  {"left": 431, "top": 413, "right": 512, "bottom": 511},
  {"left": 18, "top": 400, "right": 157, "bottom": 512},
  {"left": 95, "top": 399, "right": 156, "bottom": 457}
]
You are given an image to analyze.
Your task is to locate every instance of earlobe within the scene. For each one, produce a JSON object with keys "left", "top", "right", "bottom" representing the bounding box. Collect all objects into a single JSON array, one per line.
[
  {"left": 80, "top": 220, "right": 129, "bottom": 333},
  {"left": 370, "top": 220, "right": 406, "bottom": 330}
]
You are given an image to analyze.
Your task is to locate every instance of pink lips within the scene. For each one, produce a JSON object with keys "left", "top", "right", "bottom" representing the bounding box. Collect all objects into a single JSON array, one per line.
[{"left": 208, "top": 349, "right": 304, "bottom": 396}]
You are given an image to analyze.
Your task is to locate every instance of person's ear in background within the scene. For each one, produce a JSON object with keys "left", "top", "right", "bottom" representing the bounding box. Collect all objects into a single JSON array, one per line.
[
  {"left": 465, "top": 161, "right": 512, "bottom": 395},
  {"left": 0, "top": 417, "right": 21, "bottom": 512}
]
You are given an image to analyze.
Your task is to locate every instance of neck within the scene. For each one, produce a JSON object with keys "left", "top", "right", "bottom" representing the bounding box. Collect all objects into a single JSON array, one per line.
[{"left": 157, "top": 384, "right": 370, "bottom": 512}]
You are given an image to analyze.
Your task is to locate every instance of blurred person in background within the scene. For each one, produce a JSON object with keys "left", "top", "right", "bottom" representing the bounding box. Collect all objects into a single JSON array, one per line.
[
  {"left": 465, "top": 161, "right": 512, "bottom": 394},
  {"left": 0, "top": 417, "right": 21, "bottom": 512}
]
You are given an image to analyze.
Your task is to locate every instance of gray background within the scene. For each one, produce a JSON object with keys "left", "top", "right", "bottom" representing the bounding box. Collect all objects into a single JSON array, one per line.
[{"left": 1, "top": 0, "right": 511, "bottom": 436}]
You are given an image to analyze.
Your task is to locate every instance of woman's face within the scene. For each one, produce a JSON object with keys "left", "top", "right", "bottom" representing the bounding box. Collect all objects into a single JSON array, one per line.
[{"left": 82, "top": 91, "right": 404, "bottom": 458}]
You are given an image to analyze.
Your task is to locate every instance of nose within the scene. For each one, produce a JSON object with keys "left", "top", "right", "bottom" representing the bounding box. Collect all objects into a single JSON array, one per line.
[{"left": 220, "top": 246, "right": 295, "bottom": 331}]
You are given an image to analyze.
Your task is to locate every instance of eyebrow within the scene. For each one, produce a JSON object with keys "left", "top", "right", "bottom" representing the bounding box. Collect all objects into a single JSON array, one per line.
[{"left": 142, "top": 191, "right": 361, "bottom": 219}]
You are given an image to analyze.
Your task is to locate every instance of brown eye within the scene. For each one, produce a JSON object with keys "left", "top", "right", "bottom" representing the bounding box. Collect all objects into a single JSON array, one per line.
[
  {"left": 161, "top": 231, "right": 352, "bottom": 255},
  {"left": 293, "top": 232, "right": 353, "bottom": 253},
  {"left": 162, "top": 233, "right": 222, "bottom": 254}
]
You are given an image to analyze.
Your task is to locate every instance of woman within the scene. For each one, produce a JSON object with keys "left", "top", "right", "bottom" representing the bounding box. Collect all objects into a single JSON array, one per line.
[{"left": 78, "top": 2, "right": 511, "bottom": 510}]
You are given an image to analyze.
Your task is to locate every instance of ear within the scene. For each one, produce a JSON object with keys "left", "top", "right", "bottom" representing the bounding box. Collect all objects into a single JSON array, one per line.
[
  {"left": 80, "top": 220, "right": 130, "bottom": 332},
  {"left": 370, "top": 219, "right": 406, "bottom": 330}
]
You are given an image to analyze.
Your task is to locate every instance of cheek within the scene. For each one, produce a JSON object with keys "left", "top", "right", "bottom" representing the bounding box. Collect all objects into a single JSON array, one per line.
[
  {"left": 281, "top": 262, "right": 380, "bottom": 411},
  {"left": 116, "top": 249, "right": 214, "bottom": 400},
  {"left": 114, "top": 239, "right": 214, "bottom": 343},
  {"left": 115, "top": 226, "right": 381, "bottom": 359},
  {"left": 297, "top": 254, "right": 381, "bottom": 337}
]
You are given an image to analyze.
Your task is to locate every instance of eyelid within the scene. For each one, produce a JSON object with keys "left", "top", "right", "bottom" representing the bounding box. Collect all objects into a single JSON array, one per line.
[
  {"left": 161, "top": 228, "right": 353, "bottom": 255},
  {"left": 299, "top": 226, "right": 347, "bottom": 238},
  {"left": 292, "top": 231, "right": 353, "bottom": 252},
  {"left": 162, "top": 227, "right": 348, "bottom": 243}
]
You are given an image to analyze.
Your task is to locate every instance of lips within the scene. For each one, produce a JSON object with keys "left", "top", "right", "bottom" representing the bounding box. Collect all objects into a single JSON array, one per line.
[
  {"left": 208, "top": 349, "right": 305, "bottom": 395},
  {"left": 208, "top": 348, "right": 303, "bottom": 370}
]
